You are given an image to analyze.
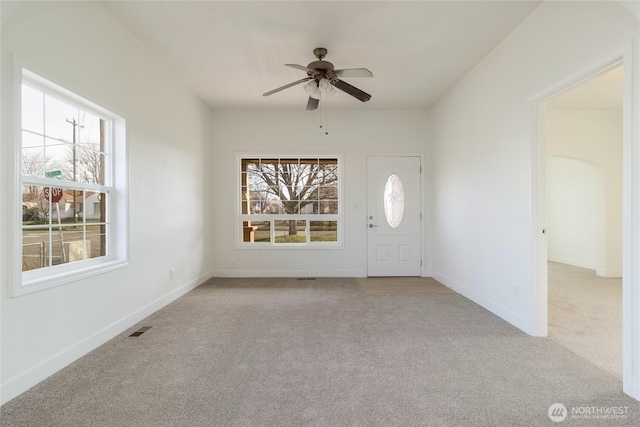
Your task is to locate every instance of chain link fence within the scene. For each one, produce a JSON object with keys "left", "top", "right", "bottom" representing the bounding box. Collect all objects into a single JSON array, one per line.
[
  {"left": 22, "top": 242, "right": 46, "bottom": 271},
  {"left": 22, "top": 234, "right": 104, "bottom": 272}
]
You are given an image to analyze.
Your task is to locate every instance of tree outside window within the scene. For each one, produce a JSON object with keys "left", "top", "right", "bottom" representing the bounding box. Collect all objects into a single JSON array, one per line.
[{"left": 239, "top": 157, "right": 340, "bottom": 246}]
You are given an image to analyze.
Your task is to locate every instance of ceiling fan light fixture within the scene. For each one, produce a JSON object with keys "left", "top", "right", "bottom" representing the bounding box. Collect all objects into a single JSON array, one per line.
[
  {"left": 304, "top": 80, "right": 321, "bottom": 99},
  {"left": 318, "top": 78, "right": 336, "bottom": 96}
]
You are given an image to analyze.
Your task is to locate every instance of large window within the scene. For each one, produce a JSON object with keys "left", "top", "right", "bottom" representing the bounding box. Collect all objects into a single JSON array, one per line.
[
  {"left": 18, "top": 69, "right": 127, "bottom": 294},
  {"left": 238, "top": 156, "right": 341, "bottom": 247}
]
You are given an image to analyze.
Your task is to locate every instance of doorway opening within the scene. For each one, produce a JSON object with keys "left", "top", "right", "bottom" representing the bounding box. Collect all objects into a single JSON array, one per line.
[{"left": 545, "top": 65, "right": 624, "bottom": 378}]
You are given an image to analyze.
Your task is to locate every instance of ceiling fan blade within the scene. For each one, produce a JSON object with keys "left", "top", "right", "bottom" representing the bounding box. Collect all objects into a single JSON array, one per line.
[
  {"left": 306, "top": 97, "right": 319, "bottom": 110},
  {"left": 334, "top": 68, "right": 373, "bottom": 78},
  {"left": 285, "top": 64, "right": 321, "bottom": 75},
  {"left": 332, "top": 79, "right": 372, "bottom": 102},
  {"left": 263, "top": 77, "right": 311, "bottom": 97}
]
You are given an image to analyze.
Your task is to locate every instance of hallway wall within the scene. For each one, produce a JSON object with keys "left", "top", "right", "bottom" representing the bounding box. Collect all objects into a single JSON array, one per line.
[
  {"left": 546, "top": 109, "right": 623, "bottom": 277},
  {"left": 546, "top": 157, "right": 600, "bottom": 271}
]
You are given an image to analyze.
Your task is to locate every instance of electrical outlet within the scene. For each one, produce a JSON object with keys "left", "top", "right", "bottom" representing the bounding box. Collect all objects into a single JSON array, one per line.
[
  {"left": 230, "top": 260, "right": 235, "bottom": 268},
  {"left": 170, "top": 268, "right": 175, "bottom": 280}
]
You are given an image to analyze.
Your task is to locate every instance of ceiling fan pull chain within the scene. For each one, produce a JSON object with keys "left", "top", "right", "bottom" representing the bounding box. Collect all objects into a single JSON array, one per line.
[
  {"left": 319, "top": 93, "right": 323, "bottom": 130},
  {"left": 325, "top": 94, "right": 329, "bottom": 135}
]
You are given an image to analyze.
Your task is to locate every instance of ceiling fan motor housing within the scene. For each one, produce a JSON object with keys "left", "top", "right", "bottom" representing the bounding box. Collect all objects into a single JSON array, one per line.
[
  {"left": 307, "top": 48, "right": 334, "bottom": 80},
  {"left": 307, "top": 60, "right": 334, "bottom": 78}
]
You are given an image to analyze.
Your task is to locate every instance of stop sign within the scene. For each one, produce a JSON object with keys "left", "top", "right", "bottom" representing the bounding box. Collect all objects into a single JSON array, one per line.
[{"left": 44, "top": 187, "right": 64, "bottom": 203}]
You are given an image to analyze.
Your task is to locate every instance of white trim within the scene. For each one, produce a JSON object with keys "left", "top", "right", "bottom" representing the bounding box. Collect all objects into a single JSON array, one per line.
[
  {"left": 0, "top": 271, "right": 213, "bottom": 405},
  {"left": 529, "top": 42, "right": 640, "bottom": 401},
  {"left": 528, "top": 59, "right": 624, "bottom": 103},
  {"left": 22, "top": 69, "right": 121, "bottom": 122},
  {"left": 622, "top": 39, "right": 640, "bottom": 401},
  {"left": 14, "top": 54, "right": 128, "bottom": 121},
  {"left": 19, "top": 176, "right": 109, "bottom": 192},
  {"left": 17, "top": 260, "right": 129, "bottom": 296},
  {"left": 596, "top": 268, "right": 624, "bottom": 278},
  {"left": 530, "top": 101, "right": 548, "bottom": 337},
  {"left": 13, "top": 61, "right": 129, "bottom": 297},
  {"left": 213, "top": 269, "right": 365, "bottom": 278},
  {"left": 547, "top": 257, "right": 597, "bottom": 271},
  {"left": 433, "top": 273, "right": 529, "bottom": 333}
]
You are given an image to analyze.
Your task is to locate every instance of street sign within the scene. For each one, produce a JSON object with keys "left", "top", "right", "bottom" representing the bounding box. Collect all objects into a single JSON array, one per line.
[
  {"left": 44, "top": 187, "right": 64, "bottom": 203},
  {"left": 45, "top": 170, "right": 62, "bottom": 178}
]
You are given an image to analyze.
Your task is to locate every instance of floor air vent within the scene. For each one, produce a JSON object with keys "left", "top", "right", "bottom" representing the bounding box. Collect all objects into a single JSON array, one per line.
[{"left": 129, "top": 326, "right": 152, "bottom": 337}]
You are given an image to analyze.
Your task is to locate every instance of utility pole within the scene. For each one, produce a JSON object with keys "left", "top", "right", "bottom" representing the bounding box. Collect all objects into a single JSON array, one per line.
[
  {"left": 66, "top": 118, "right": 84, "bottom": 223},
  {"left": 99, "top": 119, "right": 106, "bottom": 257}
]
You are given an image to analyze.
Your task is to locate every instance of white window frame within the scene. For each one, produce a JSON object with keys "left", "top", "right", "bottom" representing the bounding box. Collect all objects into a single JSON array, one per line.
[
  {"left": 14, "top": 66, "right": 128, "bottom": 296},
  {"left": 236, "top": 153, "right": 344, "bottom": 249}
]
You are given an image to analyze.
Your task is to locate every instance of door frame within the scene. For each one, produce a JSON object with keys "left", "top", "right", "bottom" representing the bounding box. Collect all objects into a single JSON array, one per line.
[
  {"left": 365, "top": 153, "right": 427, "bottom": 277},
  {"left": 529, "top": 41, "right": 640, "bottom": 400}
]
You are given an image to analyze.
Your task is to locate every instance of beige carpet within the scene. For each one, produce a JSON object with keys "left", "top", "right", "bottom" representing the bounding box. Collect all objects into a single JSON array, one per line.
[
  {"left": 357, "top": 276, "right": 456, "bottom": 296},
  {"left": 2, "top": 277, "right": 637, "bottom": 426},
  {"left": 548, "top": 262, "right": 622, "bottom": 378}
]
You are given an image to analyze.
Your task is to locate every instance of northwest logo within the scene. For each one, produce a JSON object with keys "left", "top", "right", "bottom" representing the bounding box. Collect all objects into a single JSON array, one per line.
[{"left": 548, "top": 403, "right": 568, "bottom": 423}]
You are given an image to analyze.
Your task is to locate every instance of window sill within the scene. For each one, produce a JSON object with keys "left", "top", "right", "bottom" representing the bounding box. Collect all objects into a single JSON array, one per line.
[
  {"left": 16, "top": 259, "right": 129, "bottom": 297},
  {"left": 235, "top": 243, "right": 343, "bottom": 250}
]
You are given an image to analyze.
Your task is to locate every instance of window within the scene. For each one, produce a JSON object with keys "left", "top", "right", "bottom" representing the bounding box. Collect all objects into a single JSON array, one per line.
[
  {"left": 238, "top": 156, "right": 341, "bottom": 247},
  {"left": 18, "top": 68, "right": 127, "bottom": 294},
  {"left": 384, "top": 173, "right": 405, "bottom": 228}
]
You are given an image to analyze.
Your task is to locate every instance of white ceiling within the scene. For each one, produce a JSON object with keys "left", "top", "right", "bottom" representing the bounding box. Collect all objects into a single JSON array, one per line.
[
  {"left": 102, "top": 0, "right": 542, "bottom": 111},
  {"left": 546, "top": 65, "right": 624, "bottom": 111}
]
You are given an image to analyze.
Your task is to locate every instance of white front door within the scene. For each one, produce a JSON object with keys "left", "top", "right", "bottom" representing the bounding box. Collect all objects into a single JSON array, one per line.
[{"left": 367, "top": 156, "right": 421, "bottom": 276}]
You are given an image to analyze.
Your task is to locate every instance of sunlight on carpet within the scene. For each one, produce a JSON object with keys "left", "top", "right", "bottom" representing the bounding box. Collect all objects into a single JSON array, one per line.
[{"left": 357, "top": 276, "right": 455, "bottom": 295}]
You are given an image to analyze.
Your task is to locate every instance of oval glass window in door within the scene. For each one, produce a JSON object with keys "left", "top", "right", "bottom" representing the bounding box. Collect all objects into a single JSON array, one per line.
[{"left": 384, "top": 173, "right": 404, "bottom": 228}]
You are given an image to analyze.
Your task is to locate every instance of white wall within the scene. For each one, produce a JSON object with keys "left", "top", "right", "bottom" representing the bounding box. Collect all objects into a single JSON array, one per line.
[
  {"left": 430, "top": 0, "right": 638, "bottom": 334},
  {"left": 210, "top": 110, "right": 429, "bottom": 277},
  {"left": 546, "top": 110, "right": 623, "bottom": 277},
  {"left": 546, "top": 157, "right": 600, "bottom": 270},
  {"left": 1, "top": 1, "right": 212, "bottom": 403}
]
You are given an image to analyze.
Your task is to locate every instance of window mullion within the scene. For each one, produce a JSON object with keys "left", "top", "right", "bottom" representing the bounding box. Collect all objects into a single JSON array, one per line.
[
  {"left": 83, "top": 190, "right": 87, "bottom": 261},
  {"left": 20, "top": 176, "right": 109, "bottom": 193},
  {"left": 270, "top": 219, "right": 275, "bottom": 245}
]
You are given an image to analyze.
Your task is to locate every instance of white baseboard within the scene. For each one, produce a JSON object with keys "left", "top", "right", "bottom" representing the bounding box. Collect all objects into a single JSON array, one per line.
[
  {"left": 213, "top": 269, "right": 366, "bottom": 278},
  {"left": 596, "top": 268, "right": 623, "bottom": 278},
  {"left": 548, "top": 256, "right": 622, "bottom": 278},
  {"left": 433, "top": 273, "right": 531, "bottom": 335},
  {"left": 547, "top": 256, "right": 597, "bottom": 271},
  {"left": 0, "top": 271, "right": 212, "bottom": 405}
]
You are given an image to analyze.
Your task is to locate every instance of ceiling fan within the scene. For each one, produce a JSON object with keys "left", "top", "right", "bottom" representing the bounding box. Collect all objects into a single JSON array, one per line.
[{"left": 263, "top": 48, "right": 373, "bottom": 110}]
